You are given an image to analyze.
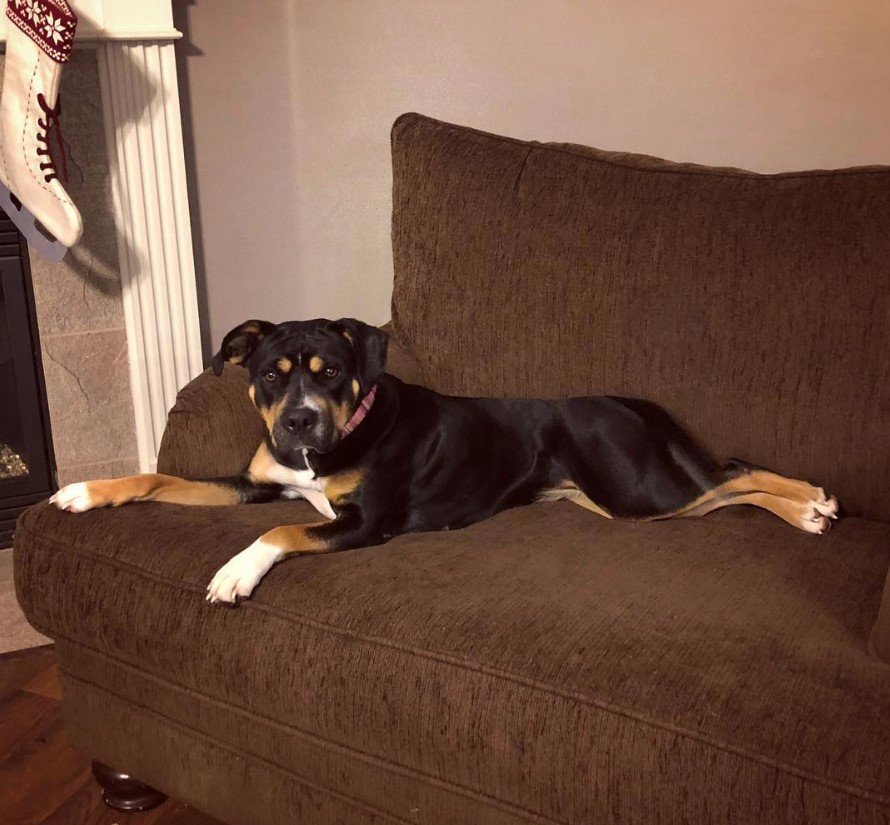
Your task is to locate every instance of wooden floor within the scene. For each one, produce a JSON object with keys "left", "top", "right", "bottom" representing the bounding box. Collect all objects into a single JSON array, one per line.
[{"left": 0, "top": 645, "right": 223, "bottom": 824}]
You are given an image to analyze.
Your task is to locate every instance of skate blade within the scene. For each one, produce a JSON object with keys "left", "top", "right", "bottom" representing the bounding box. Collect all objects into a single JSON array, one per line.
[{"left": 0, "top": 182, "right": 69, "bottom": 262}]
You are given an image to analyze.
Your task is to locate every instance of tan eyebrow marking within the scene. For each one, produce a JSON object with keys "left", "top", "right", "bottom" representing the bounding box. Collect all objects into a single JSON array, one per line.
[
  {"left": 309, "top": 356, "right": 324, "bottom": 373},
  {"left": 277, "top": 357, "right": 293, "bottom": 373}
]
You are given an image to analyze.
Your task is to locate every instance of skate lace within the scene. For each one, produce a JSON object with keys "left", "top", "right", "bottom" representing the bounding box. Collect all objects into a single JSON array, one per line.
[{"left": 36, "top": 93, "right": 69, "bottom": 184}]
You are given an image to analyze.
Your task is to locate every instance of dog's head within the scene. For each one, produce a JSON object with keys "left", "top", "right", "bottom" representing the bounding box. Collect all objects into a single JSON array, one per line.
[{"left": 212, "top": 318, "right": 388, "bottom": 460}]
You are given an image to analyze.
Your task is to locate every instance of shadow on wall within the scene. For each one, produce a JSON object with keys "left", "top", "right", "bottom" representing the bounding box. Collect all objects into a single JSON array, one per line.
[
  {"left": 59, "top": 3, "right": 150, "bottom": 321},
  {"left": 61, "top": 3, "right": 146, "bottom": 307},
  {"left": 171, "top": 0, "right": 212, "bottom": 366}
]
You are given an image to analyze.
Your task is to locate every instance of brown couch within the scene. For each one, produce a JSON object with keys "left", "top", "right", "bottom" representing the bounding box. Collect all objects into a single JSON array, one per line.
[{"left": 14, "top": 113, "right": 890, "bottom": 824}]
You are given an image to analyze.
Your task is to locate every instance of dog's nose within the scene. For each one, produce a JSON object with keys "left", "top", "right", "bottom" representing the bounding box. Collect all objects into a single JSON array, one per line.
[{"left": 284, "top": 408, "right": 318, "bottom": 433}]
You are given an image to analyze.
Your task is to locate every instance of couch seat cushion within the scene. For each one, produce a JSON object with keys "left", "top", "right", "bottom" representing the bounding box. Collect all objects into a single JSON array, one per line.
[{"left": 14, "top": 500, "right": 890, "bottom": 824}]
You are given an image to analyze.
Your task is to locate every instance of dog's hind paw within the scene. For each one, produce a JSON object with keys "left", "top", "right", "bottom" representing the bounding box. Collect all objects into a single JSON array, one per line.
[
  {"left": 800, "top": 494, "right": 838, "bottom": 534},
  {"left": 813, "top": 490, "right": 839, "bottom": 520},
  {"left": 50, "top": 482, "right": 97, "bottom": 513},
  {"left": 206, "top": 539, "right": 284, "bottom": 604}
]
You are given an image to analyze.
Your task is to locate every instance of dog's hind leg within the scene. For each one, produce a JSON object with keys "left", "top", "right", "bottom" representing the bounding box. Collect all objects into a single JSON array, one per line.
[
  {"left": 537, "top": 482, "right": 613, "bottom": 518},
  {"left": 670, "top": 489, "right": 833, "bottom": 534},
  {"left": 717, "top": 460, "right": 837, "bottom": 510},
  {"left": 551, "top": 397, "right": 838, "bottom": 534},
  {"left": 648, "top": 469, "right": 839, "bottom": 534}
]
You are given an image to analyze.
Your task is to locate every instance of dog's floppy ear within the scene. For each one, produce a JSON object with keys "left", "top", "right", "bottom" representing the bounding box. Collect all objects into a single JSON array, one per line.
[
  {"left": 336, "top": 318, "right": 389, "bottom": 394},
  {"left": 211, "top": 320, "right": 275, "bottom": 376}
]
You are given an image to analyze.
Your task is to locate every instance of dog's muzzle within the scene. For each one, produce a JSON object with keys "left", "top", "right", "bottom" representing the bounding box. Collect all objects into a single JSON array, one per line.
[{"left": 273, "top": 404, "right": 336, "bottom": 454}]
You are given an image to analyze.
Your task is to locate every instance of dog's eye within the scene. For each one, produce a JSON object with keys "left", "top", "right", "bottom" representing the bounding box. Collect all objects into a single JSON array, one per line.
[
  {"left": 323, "top": 365, "right": 340, "bottom": 379},
  {"left": 263, "top": 370, "right": 277, "bottom": 383}
]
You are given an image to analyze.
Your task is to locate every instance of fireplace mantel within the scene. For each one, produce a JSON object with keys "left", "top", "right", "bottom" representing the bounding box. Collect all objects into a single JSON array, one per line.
[
  {"left": 1, "top": 0, "right": 180, "bottom": 42},
  {"left": 2, "top": 0, "right": 203, "bottom": 473}
]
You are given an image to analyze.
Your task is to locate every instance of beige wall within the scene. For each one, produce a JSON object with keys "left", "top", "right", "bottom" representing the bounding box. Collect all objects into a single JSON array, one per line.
[{"left": 176, "top": 0, "right": 890, "bottom": 349}]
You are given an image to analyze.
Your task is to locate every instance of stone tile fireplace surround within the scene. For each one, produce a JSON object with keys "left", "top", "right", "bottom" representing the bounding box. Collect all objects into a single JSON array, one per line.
[
  {"left": 0, "top": 0, "right": 203, "bottom": 487},
  {"left": 1, "top": 51, "right": 137, "bottom": 485}
]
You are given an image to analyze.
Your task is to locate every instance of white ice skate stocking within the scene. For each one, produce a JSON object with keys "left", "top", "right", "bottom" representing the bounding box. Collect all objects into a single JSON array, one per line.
[{"left": 0, "top": 0, "right": 81, "bottom": 261}]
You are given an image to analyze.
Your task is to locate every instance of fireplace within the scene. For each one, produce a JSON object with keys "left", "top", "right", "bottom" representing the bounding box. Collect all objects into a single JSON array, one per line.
[
  {"left": 0, "top": 3, "right": 204, "bottom": 489},
  {"left": 0, "top": 211, "right": 56, "bottom": 547}
]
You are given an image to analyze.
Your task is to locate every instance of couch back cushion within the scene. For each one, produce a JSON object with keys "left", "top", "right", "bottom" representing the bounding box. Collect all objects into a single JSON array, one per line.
[{"left": 390, "top": 113, "right": 890, "bottom": 521}]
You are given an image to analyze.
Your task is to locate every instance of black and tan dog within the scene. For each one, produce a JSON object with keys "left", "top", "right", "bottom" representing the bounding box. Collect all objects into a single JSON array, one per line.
[{"left": 51, "top": 317, "right": 839, "bottom": 603}]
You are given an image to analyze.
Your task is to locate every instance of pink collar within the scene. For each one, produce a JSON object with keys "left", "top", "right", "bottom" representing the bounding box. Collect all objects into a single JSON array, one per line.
[{"left": 341, "top": 384, "right": 377, "bottom": 437}]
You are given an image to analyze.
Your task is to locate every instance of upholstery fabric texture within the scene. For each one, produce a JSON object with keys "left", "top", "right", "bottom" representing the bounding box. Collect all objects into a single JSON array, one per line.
[
  {"left": 14, "top": 113, "right": 890, "bottom": 824},
  {"left": 872, "top": 572, "right": 890, "bottom": 662},
  {"left": 390, "top": 113, "right": 890, "bottom": 523},
  {"left": 15, "top": 500, "right": 890, "bottom": 824},
  {"left": 157, "top": 363, "right": 263, "bottom": 480}
]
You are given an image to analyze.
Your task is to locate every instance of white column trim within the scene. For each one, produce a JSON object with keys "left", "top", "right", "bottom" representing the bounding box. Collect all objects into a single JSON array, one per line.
[{"left": 97, "top": 40, "right": 203, "bottom": 472}]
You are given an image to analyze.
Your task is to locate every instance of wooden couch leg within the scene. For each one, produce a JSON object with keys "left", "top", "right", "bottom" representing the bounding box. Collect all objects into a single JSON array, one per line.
[{"left": 92, "top": 761, "right": 168, "bottom": 812}]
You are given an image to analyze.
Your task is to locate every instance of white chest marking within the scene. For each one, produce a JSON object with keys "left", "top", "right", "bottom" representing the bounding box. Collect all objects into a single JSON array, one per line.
[
  {"left": 249, "top": 448, "right": 336, "bottom": 520},
  {"left": 295, "top": 488, "right": 336, "bottom": 520}
]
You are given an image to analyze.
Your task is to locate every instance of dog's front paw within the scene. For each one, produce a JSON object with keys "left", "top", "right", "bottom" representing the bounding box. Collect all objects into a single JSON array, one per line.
[
  {"left": 206, "top": 540, "right": 283, "bottom": 604},
  {"left": 50, "top": 482, "right": 99, "bottom": 513}
]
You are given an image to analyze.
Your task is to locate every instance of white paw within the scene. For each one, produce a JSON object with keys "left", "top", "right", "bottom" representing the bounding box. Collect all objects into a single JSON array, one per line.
[
  {"left": 206, "top": 540, "right": 283, "bottom": 604},
  {"left": 800, "top": 496, "right": 838, "bottom": 535},
  {"left": 800, "top": 511, "right": 830, "bottom": 534},
  {"left": 49, "top": 482, "right": 96, "bottom": 513},
  {"left": 813, "top": 490, "right": 839, "bottom": 520}
]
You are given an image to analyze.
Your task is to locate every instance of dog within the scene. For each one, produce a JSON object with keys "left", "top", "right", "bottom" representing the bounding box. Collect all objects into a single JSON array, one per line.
[{"left": 51, "top": 317, "right": 839, "bottom": 604}]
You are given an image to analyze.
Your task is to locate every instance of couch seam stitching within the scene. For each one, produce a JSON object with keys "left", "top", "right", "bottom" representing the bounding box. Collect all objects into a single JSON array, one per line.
[
  {"left": 53, "top": 636, "right": 566, "bottom": 825},
  {"left": 403, "top": 114, "right": 890, "bottom": 182},
  {"left": 18, "top": 522, "right": 890, "bottom": 809},
  {"left": 60, "top": 669, "right": 426, "bottom": 825}
]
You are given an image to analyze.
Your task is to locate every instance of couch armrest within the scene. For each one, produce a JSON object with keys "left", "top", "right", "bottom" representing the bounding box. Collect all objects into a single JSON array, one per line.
[
  {"left": 156, "top": 363, "right": 263, "bottom": 479},
  {"left": 869, "top": 566, "right": 890, "bottom": 663}
]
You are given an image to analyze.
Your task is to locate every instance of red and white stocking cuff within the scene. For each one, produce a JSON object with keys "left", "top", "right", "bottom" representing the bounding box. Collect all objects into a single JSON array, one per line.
[{"left": 6, "top": 0, "right": 78, "bottom": 64}]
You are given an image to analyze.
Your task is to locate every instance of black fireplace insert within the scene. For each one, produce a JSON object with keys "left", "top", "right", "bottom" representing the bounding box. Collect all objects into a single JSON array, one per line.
[{"left": 0, "top": 211, "right": 56, "bottom": 548}]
